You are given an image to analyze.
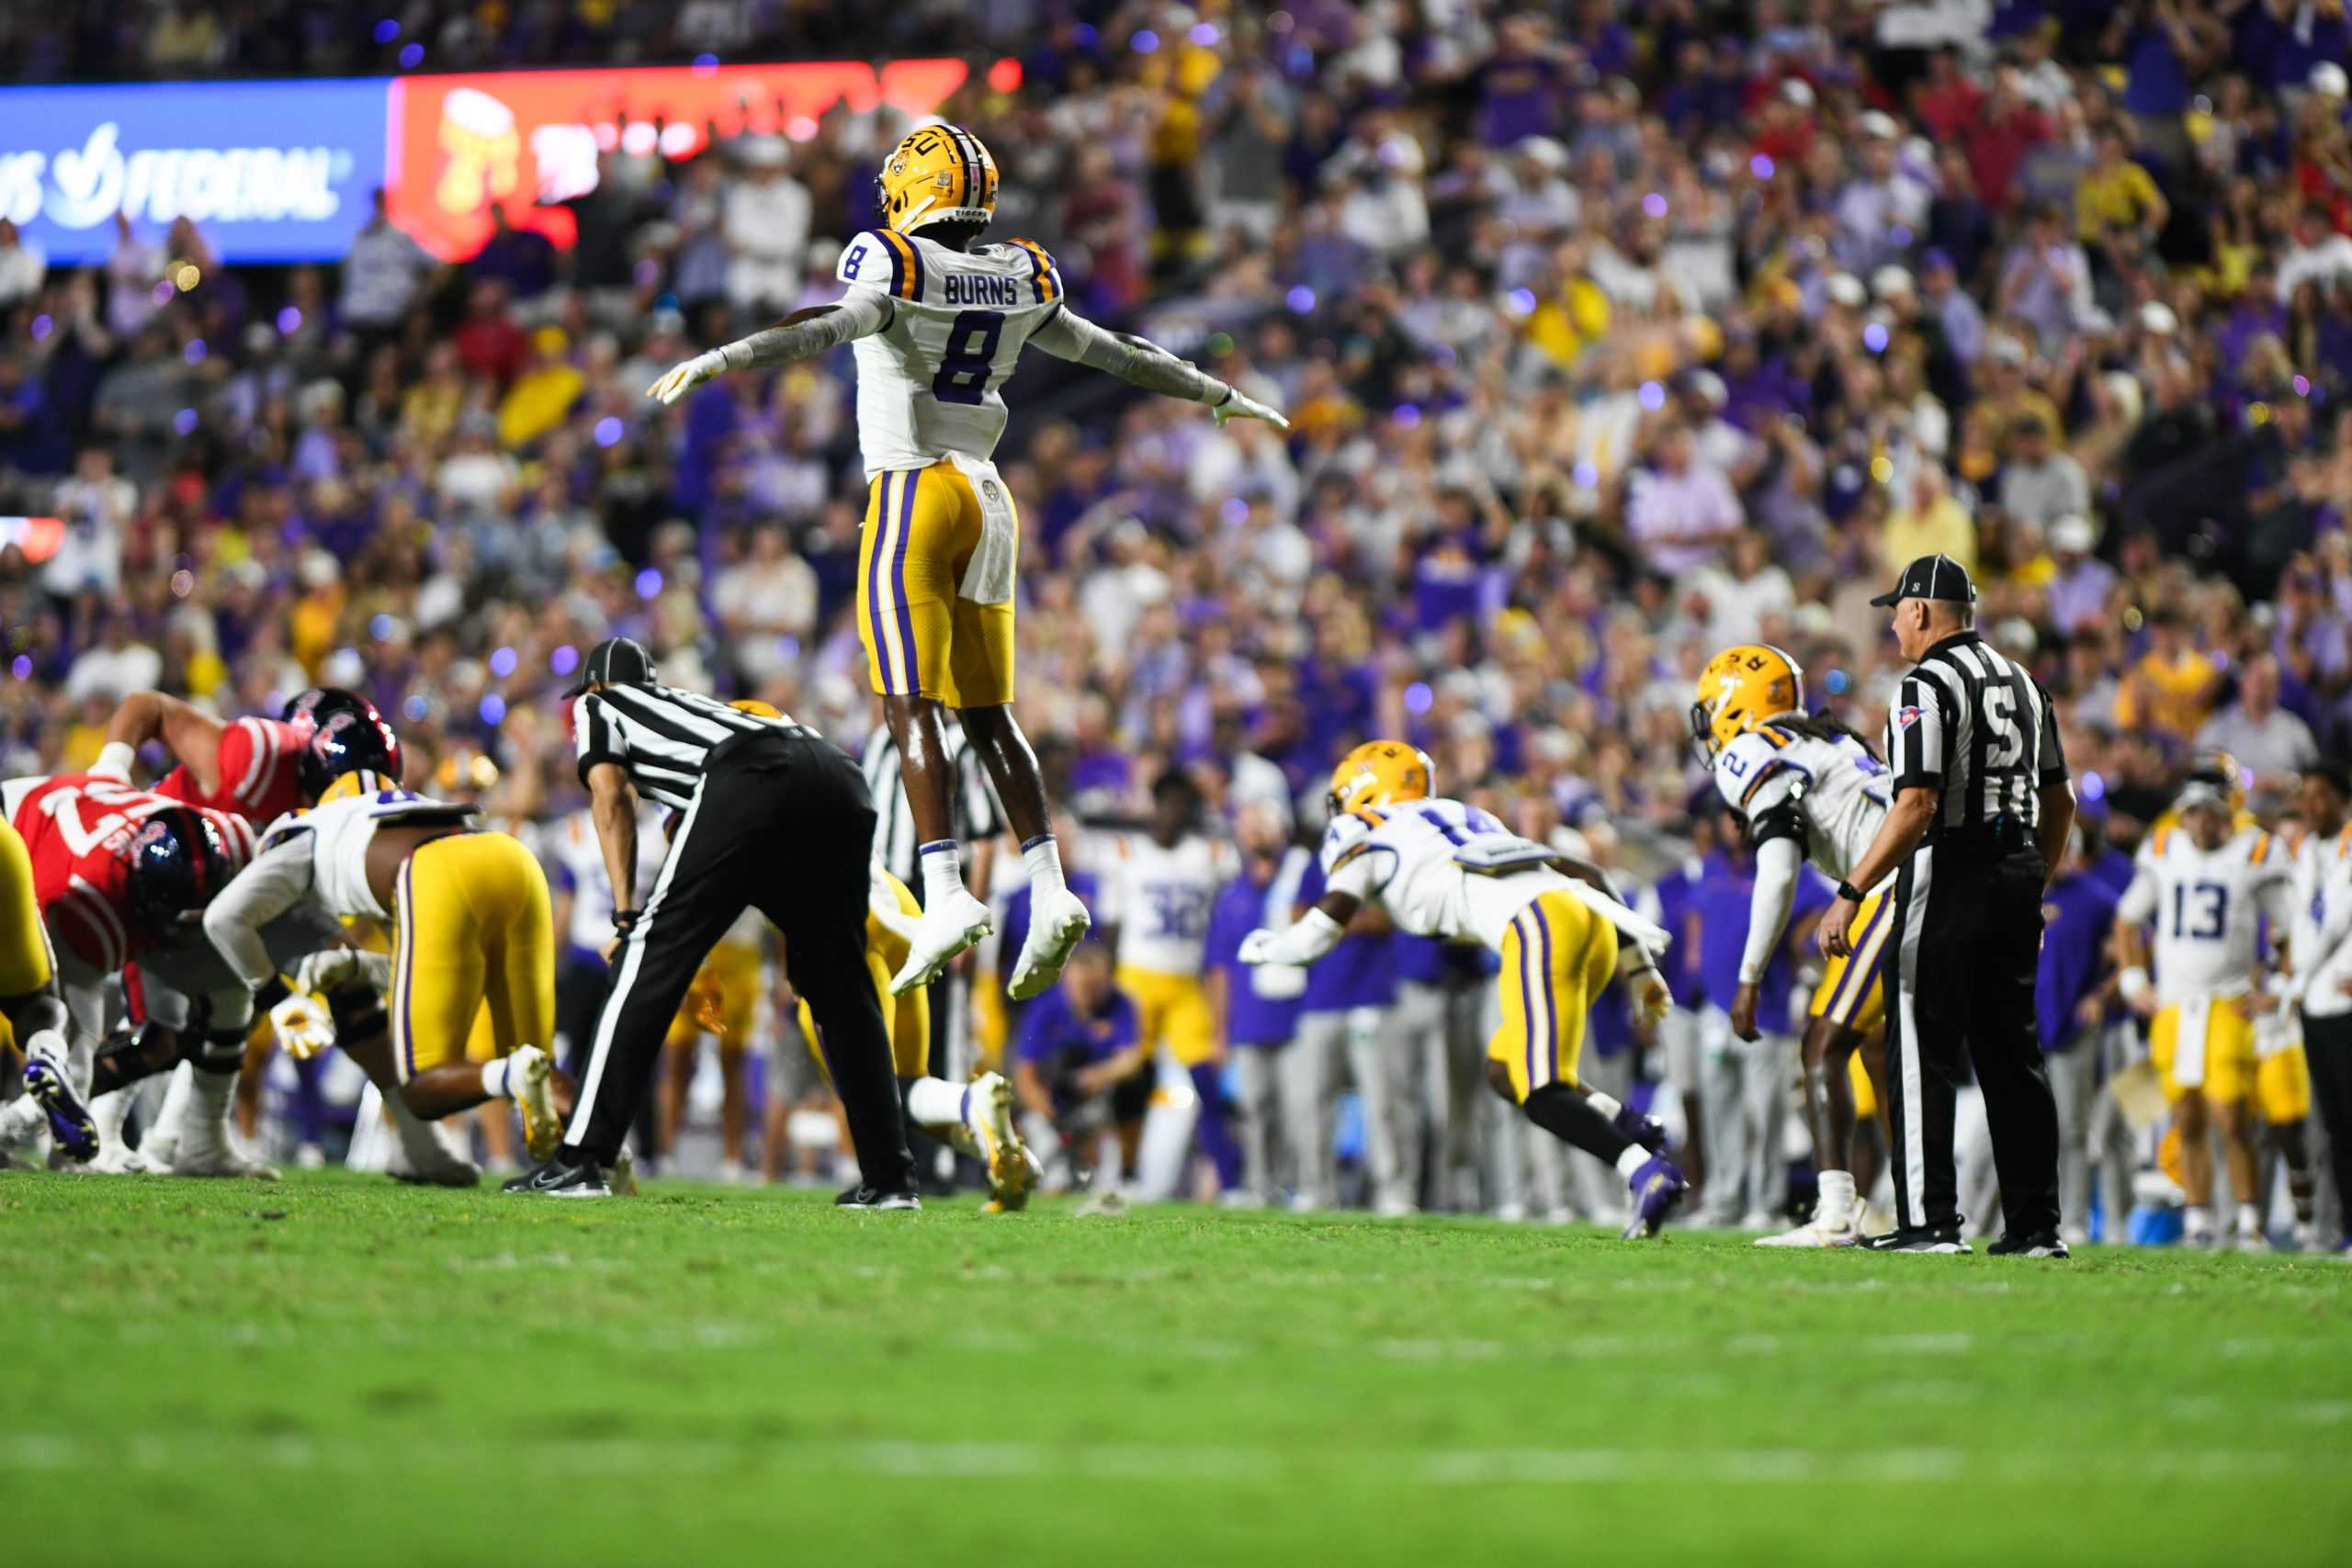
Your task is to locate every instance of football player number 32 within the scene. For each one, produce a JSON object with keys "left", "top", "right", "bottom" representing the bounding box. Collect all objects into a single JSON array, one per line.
[{"left": 933, "top": 310, "right": 1005, "bottom": 405}]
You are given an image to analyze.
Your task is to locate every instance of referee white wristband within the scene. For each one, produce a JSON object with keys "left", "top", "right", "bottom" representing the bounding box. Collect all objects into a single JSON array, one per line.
[{"left": 2117, "top": 965, "right": 2152, "bottom": 1006}]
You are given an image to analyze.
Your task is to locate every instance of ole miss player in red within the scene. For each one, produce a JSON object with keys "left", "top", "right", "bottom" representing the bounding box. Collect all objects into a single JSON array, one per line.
[
  {"left": 0, "top": 774, "right": 252, "bottom": 1160},
  {"left": 96, "top": 686, "right": 404, "bottom": 823}
]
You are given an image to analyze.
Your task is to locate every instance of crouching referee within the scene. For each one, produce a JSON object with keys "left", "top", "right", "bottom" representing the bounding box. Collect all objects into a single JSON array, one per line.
[{"left": 510, "top": 637, "right": 916, "bottom": 1202}]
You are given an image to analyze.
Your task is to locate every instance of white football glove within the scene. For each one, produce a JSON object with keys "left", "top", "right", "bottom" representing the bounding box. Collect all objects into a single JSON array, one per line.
[
  {"left": 1629, "top": 967, "right": 1672, "bottom": 1032},
  {"left": 646, "top": 349, "right": 729, "bottom": 406},
  {"left": 269, "top": 992, "right": 336, "bottom": 1060},
  {"left": 292, "top": 947, "right": 392, "bottom": 997},
  {"left": 1236, "top": 929, "right": 1283, "bottom": 966},
  {"left": 1212, "top": 386, "right": 1289, "bottom": 430}
]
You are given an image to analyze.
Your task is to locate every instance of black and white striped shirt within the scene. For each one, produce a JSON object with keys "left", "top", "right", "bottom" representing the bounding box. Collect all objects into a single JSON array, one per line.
[
  {"left": 573, "top": 683, "right": 804, "bottom": 811},
  {"left": 1886, "top": 631, "right": 2067, "bottom": 838},
  {"left": 859, "top": 723, "right": 1006, "bottom": 887}
]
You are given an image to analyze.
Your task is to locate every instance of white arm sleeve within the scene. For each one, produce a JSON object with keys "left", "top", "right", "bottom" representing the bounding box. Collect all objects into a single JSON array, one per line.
[
  {"left": 1028, "top": 306, "right": 1234, "bottom": 407},
  {"left": 201, "top": 836, "right": 318, "bottom": 993},
  {"left": 1740, "top": 835, "right": 1804, "bottom": 986},
  {"left": 718, "top": 290, "right": 892, "bottom": 371}
]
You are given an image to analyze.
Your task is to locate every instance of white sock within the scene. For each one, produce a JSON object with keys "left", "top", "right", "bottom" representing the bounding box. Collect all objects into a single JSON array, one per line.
[
  {"left": 2235, "top": 1202, "right": 2262, "bottom": 1235},
  {"left": 1585, "top": 1089, "right": 1623, "bottom": 1122},
  {"left": 1615, "top": 1144, "right": 1651, "bottom": 1180},
  {"left": 190, "top": 1066, "right": 237, "bottom": 1131},
  {"left": 2185, "top": 1204, "right": 2212, "bottom": 1232},
  {"left": 1022, "top": 833, "right": 1069, "bottom": 899},
  {"left": 1816, "top": 1168, "right": 1857, "bottom": 1224},
  {"left": 905, "top": 1076, "right": 967, "bottom": 1128},
  {"left": 920, "top": 840, "right": 966, "bottom": 908},
  {"left": 904, "top": 1077, "right": 979, "bottom": 1156},
  {"left": 481, "top": 1057, "right": 513, "bottom": 1100}
]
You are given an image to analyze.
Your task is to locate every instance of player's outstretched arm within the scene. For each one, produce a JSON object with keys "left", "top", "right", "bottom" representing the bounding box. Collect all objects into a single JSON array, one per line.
[
  {"left": 1238, "top": 890, "right": 1357, "bottom": 966},
  {"left": 1029, "top": 307, "right": 1289, "bottom": 429},
  {"left": 98, "top": 691, "right": 225, "bottom": 787},
  {"left": 646, "top": 294, "right": 894, "bottom": 405}
]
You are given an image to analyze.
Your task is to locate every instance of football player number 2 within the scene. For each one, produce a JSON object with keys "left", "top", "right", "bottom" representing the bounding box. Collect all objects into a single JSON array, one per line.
[{"left": 932, "top": 310, "right": 1004, "bottom": 405}]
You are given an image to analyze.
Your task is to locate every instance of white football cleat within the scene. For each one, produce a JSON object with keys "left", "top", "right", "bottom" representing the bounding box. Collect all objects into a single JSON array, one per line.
[
  {"left": 85, "top": 1142, "right": 156, "bottom": 1175},
  {"left": 1008, "top": 887, "right": 1091, "bottom": 1001},
  {"left": 965, "top": 1073, "right": 1037, "bottom": 1213},
  {"left": 888, "top": 889, "right": 995, "bottom": 997},
  {"left": 1756, "top": 1210, "right": 1862, "bottom": 1248},
  {"left": 506, "top": 1045, "right": 562, "bottom": 1162},
  {"left": 165, "top": 1118, "right": 280, "bottom": 1180}
]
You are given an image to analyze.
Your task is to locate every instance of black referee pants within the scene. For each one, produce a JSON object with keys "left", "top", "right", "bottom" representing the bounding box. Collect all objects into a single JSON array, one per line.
[
  {"left": 1884, "top": 841, "right": 2062, "bottom": 1236},
  {"left": 564, "top": 731, "right": 913, "bottom": 1190},
  {"left": 2303, "top": 1011, "right": 2352, "bottom": 1231}
]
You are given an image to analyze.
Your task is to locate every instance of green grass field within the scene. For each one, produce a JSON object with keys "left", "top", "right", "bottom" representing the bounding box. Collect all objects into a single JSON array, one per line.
[{"left": 4, "top": 1171, "right": 2347, "bottom": 1566}]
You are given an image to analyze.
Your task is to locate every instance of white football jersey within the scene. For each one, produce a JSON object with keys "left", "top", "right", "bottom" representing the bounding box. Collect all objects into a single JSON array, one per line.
[
  {"left": 834, "top": 230, "right": 1067, "bottom": 478},
  {"left": 1320, "top": 796, "right": 1662, "bottom": 957},
  {"left": 549, "top": 806, "right": 664, "bottom": 951},
  {"left": 2286, "top": 822, "right": 2349, "bottom": 973},
  {"left": 247, "top": 788, "right": 479, "bottom": 921},
  {"left": 1099, "top": 831, "right": 1236, "bottom": 978},
  {"left": 1711, "top": 719, "right": 1892, "bottom": 886},
  {"left": 2117, "top": 825, "right": 2296, "bottom": 1004}
]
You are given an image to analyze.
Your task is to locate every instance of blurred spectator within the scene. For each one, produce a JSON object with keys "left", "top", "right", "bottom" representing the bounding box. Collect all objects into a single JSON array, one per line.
[
  {"left": 0, "top": 218, "right": 44, "bottom": 309},
  {"left": 2198, "top": 651, "right": 2320, "bottom": 789}
]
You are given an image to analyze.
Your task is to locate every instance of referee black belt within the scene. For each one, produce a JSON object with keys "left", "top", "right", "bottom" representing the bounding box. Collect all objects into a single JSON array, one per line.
[
  {"left": 709, "top": 725, "right": 821, "bottom": 765},
  {"left": 1933, "top": 816, "right": 2033, "bottom": 855}
]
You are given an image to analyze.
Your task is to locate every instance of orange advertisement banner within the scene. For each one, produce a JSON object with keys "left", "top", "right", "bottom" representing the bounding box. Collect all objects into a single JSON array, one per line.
[{"left": 386, "top": 59, "right": 979, "bottom": 261}]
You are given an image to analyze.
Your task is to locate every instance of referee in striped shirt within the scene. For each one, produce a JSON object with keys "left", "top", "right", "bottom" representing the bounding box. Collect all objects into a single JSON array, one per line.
[
  {"left": 1818, "top": 556, "right": 2075, "bottom": 1256},
  {"left": 510, "top": 637, "right": 915, "bottom": 1202}
]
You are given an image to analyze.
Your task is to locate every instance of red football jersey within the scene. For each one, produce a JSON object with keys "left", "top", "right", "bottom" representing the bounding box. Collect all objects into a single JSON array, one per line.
[
  {"left": 7, "top": 775, "right": 255, "bottom": 971},
  {"left": 153, "top": 716, "right": 308, "bottom": 824}
]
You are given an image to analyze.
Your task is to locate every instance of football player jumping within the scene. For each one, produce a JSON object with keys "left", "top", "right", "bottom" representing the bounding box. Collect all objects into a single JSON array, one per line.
[
  {"left": 1692, "top": 644, "right": 1896, "bottom": 1247},
  {"left": 647, "top": 123, "right": 1288, "bottom": 1004},
  {"left": 1238, "top": 743, "right": 1690, "bottom": 1237}
]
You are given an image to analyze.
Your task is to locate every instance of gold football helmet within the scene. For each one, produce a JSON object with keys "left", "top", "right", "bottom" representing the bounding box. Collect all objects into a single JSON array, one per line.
[
  {"left": 1328, "top": 740, "right": 1434, "bottom": 818},
  {"left": 1690, "top": 644, "right": 1805, "bottom": 760},
  {"left": 875, "top": 123, "right": 998, "bottom": 235},
  {"left": 317, "top": 769, "right": 400, "bottom": 806}
]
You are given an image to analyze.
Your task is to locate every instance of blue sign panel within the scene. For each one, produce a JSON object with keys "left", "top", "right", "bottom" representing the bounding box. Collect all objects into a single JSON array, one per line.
[{"left": 0, "top": 79, "right": 389, "bottom": 264}]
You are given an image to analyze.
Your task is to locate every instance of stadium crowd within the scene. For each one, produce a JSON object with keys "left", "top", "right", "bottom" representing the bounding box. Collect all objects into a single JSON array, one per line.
[{"left": 4, "top": 0, "right": 2352, "bottom": 1237}]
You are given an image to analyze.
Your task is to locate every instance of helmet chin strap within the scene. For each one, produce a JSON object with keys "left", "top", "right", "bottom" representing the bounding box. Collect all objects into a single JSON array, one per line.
[{"left": 896, "top": 191, "right": 942, "bottom": 231}]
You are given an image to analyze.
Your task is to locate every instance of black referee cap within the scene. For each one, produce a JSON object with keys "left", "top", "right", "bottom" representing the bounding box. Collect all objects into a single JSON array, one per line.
[
  {"left": 567, "top": 636, "right": 658, "bottom": 697},
  {"left": 1870, "top": 554, "right": 1978, "bottom": 608}
]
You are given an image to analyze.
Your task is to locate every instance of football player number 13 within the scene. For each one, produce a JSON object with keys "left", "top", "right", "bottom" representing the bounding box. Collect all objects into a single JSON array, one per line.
[{"left": 933, "top": 310, "right": 1005, "bottom": 405}]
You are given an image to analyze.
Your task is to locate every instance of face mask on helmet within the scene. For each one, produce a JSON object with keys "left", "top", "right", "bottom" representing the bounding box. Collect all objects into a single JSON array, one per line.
[
  {"left": 299, "top": 708, "right": 403, "bottom": 800},
  {"left": 124, "top": 808, "right": 229, "bottom": 935}
]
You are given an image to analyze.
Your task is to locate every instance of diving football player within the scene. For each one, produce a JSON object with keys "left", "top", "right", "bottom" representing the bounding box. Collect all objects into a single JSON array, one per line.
[{"left": 1239, "top": 743, "right": 1690, "bottom": 1237}]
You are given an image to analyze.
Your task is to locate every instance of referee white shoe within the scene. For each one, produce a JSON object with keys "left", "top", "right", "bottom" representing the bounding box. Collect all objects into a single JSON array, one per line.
[{"left": 889, "top": 889, "right": 995, "bottom": 997}]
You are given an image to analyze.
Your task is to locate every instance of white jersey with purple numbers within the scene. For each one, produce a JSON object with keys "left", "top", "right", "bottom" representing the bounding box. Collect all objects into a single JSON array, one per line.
[
  {"left": 2117, "top": 826, "right": 2295, "bottom": 1005},
  {"left": 834, "top": 230, "right": 1067, "bottom": 479},
  {"left": 1100, "top": 831, "right": 1238, "bottom": 979},
  {"left": 1320, "top": 796, "right": 1584, "bottom": 953},
  {"left": 1711, "top": 720, "right": 1892, "bottom": 886}
]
